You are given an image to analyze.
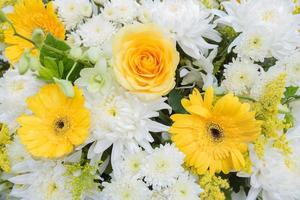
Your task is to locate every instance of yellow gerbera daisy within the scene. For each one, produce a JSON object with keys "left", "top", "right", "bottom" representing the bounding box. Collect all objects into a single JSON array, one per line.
[
  {"left": 17, "top": 84, "right": 90, "bottom": 158},
  {"left": 169, "top": 87, "right": 261, "bottom": 174},
  {"left": 3, "top": 0, "right": 65, "bottom": 63}
]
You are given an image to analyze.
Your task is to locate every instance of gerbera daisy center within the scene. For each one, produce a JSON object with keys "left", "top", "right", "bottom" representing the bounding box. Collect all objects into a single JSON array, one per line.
[
  {"left": 207, "top": 123, "right": 224, "bottom": 143},
  {"left": 53, "top": 117, "right": 70, "bottom": 134}
]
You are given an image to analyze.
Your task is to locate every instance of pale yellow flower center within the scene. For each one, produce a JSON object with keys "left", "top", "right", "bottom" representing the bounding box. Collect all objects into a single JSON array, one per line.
[
  {"left": 262, "top": 10, "right": 275, "bottom": 22},
  {"left": 249, "top": 37, "right": 262, "bottom": 49}
]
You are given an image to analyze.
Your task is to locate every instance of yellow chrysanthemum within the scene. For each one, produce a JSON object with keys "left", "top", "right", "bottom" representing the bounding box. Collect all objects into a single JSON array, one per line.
[
  {"left": 3, "top": 0, "right": 65, "bottom": 63},
  {"left": 17, "top": 84, "right": 90, "bottom": 158},
  {"left": 169, "top": 87, "right": 261, "bottom": 174}
]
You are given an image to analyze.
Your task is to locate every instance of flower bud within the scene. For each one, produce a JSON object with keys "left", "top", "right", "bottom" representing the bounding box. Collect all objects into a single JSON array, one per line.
[
  {"left": 54, "top": 78, "right": 75, "bottom": 98},
  {"left": 69, "top": 47, "right": 83, "bottom": 60},
  {"left": 86, "top": 47, "right": 101, "bottom": 64},
  {"left": 31, "top": 28, "right": 45, "bottom": 47},
  {"left": 18, "top": 53, "right": 30, "bottom": 75},
  {"left": 0, "top": 10, "right": 8, "bottom": 23},
  {"left": 29, "top": 56, "right": 41, "bottom": 71}
]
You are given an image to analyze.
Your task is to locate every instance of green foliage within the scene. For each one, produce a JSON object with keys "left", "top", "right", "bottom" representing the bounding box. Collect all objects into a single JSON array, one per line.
[
  {"left": 38, "top": 33, "right": 86, "bottom": 83},
  {"left": 0, "top": 60, "right": 9, "bottom": 77},
  {"left": 258, "top": 57, "right": 277, "bottom": 71},
  {"left": 285, "top": 86, "right": 299, "bottom": 98},
  {"left": 168, "top": 89, "right": 186, "bottom": 114},
  {"left": 213, "top": 26, "right": 238, "bottom": 75}
]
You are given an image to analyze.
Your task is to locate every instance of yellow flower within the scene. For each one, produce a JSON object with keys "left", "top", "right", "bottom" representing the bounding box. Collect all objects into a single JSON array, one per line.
[
  {"left": 3, "top": 0, "right": 65, "bottom": 63},
  {"left": 169, "top": 87, "right": 261, "bottom": 174},
  {"left": 17, "top": 84, "right": 90, "bottom": 158},
  {"left": 112, "top": 23, "right": 179, "bottom": 100}
]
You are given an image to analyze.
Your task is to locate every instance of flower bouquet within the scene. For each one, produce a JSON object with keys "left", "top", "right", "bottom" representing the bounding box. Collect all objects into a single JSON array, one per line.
[{"left": 0, "top": 0, "right": 300, "bottom": 199}]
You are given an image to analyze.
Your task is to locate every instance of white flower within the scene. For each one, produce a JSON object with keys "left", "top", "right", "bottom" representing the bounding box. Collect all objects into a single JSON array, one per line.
[
  {"left": 77, "top": 15, "right": 116, "bottom": 47},
  {"left": 142, "top": 0, "right": 221, "bottom": 59},
  {"left": 222, "top": 58, "right": 261, "bottom": 95},
  {"left": 180, "top": 48, "right": 219, "bottom": 89},
  {"left": 99, "top": 176, "right": 152, "bottom": 200},
  {"left": 217, "top": 0, "right": 300, "bottom": 60},
  {"left": 164, "top": 173, "right": 202, "bottom": 200},
  {"left": 6, "top": 136, "right": 36, "bottom": 173},
  {"left": 53, "top": 0, "right": 93, "bottom": 29},
  {"left": 290, "top": 100, "right": 300, "bottom": 126},
  {"left": 9, "top": 161, "right": 72, "bottom": 200},
  {"left": 75, "top": 58, "right": 113, "bottom": 95},
  {"left": 229, "top": 27, "right": 273, "bottom": 62},
  {"left": 86, "top": 91, "right": 170, "bottom": 171},
  {"left": 102, "top": 0, "right": 140, "bottom": 24},
  {"left": 0, "top": 69, "right": 43, "bottom": 132},
  {"left": 248, "top": 128, "right": 300, "bottom": 200},
  {"left": 120, "top": 151, "right": 147, "bottom": 178},
  {"left": 275, "top": 50, "right": 300, "bottom": 87},
  {"left": 141, "top": 144, "right": 184, "bottom": 189}
]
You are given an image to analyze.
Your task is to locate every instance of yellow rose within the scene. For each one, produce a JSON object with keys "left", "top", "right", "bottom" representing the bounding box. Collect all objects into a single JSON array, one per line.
[{"left": 112, "top": 24, "right": 180, "bottom": 100}]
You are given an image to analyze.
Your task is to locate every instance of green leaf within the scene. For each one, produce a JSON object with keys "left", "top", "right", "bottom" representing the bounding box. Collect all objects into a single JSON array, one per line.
[
  {"left": 213, "top": 26, "right": 238, "bottom": 75},
  {"left": 168, "top": 89, "right": 186, "bottom": 114},
  {"left": 38, "top": 66, "right": 58, "bottom": 81},
  {"left": 58, "top": 61, "right": 64, "bottom": 77},
  {"left": 38, "top": 33, "right": 86, "bottom": 83},
  {"left": 284, "top": 86, "right": 299, "bottom": 99},
  {"left": 43, "top": 56, "right": 57, "bottom": 70}
]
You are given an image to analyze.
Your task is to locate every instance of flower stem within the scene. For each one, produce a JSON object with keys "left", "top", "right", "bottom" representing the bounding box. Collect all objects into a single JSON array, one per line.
[
  {"left": 8, "top": 21, "right": 36, "bottom": 46},
  {"left": 66, "top": 62, "right": 78, "bottom": 81}
]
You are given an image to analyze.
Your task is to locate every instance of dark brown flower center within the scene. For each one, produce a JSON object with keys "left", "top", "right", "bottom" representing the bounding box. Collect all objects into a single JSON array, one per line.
[
  {"left": 53, "top": 117, "right": 70, "bottom": 134},
  {"left": 207, "top": 123, "right": 224, "bottom": 143}
]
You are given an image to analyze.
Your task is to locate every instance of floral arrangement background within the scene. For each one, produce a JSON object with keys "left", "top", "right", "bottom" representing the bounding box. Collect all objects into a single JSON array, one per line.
[{"left": 0, "top": 0, "right": 300, "bottom": 199}]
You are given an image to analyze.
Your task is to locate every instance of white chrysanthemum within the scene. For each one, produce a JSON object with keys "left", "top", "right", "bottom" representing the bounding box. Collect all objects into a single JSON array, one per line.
[
  {"left": 75, "top": 57, "right": 113, "bottom": 95},
  {"left": 229, "top": 28, "right": 273, "bottom": 62},
  {"left": 142, "top": 0, "right": 221, "bottom": 59},
  {"left": 0, "top": 69, "right": 43, "bottom": 132},
  {"left": 86, "top": 91, "right": 170, "bottom": 170},
  {"left": 6, "top": 136, "right": 36, "bottom": 173},
  {"left": 217, "top": 0, "right": 300, "bottom": 60},
  {"left": 164, "top": 173, "right": 202, "bottom": 200},
  {"left": 99, "top": 176, "right": 152, "bottom": 200},
  {"left": 120, "top": 151, "right": 147, "bottom": 178},
  {"left": 275, "top": 50, "right": 300, "bottom": 87},
  {"left": 9, "top": 161, "right": 72, "bottom": 200},
  {"left": 150, "top": 191, "right": 168, "bottom": 200},
  {"left": 248, "top": 128, "right": 300, "bottom": 200},
  {"left": 102, "top": 0, "right": 140, "bottom": 24},
  {"left": 53, "top": 0, "right": 93, "bottom": 29},
  {"left": 222, "top": 58, "right": 261, "bottom": 95},
  {"left": 77, "top": 15, "right": 116, "bottom": 47},
  {"left": 141, "top": 144, "right": 184, "bottom": 189}
]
